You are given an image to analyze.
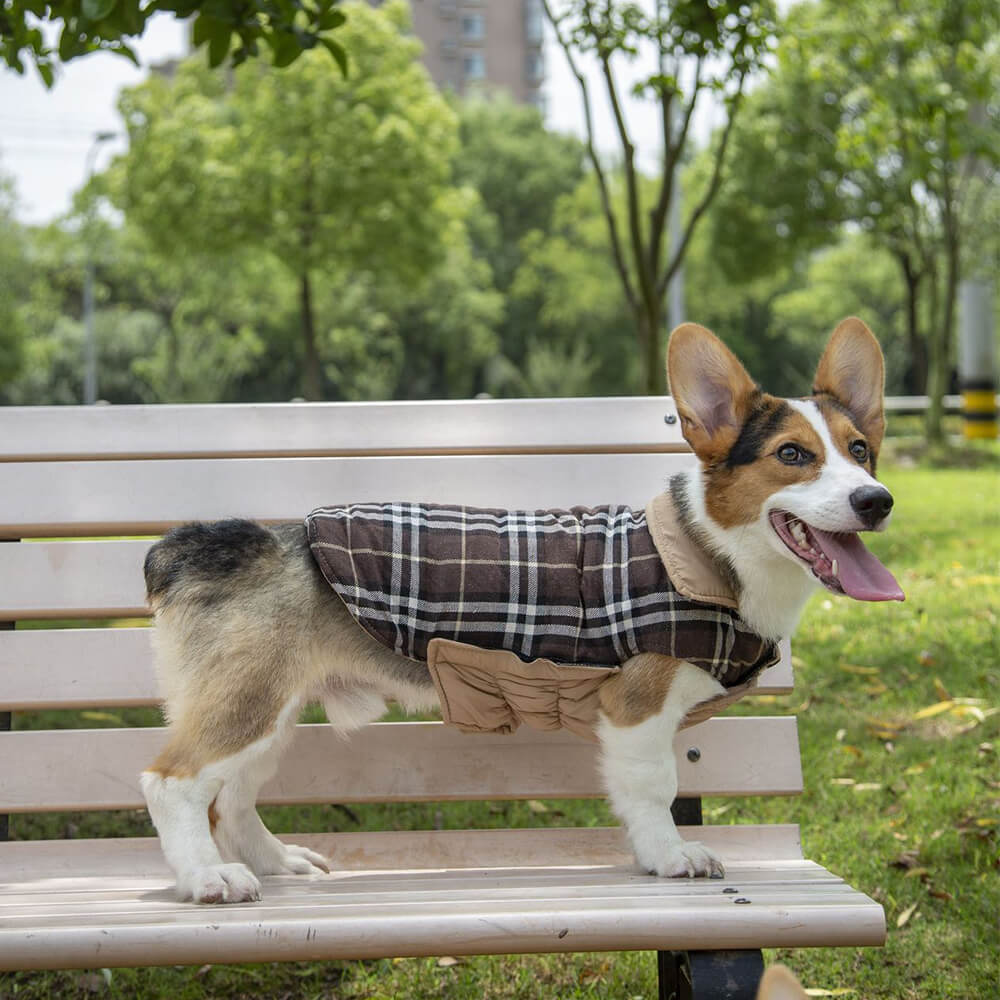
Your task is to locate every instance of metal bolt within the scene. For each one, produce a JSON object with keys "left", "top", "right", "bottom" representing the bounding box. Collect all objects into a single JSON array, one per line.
[
  {"left": 734, "top": 898, "right": 752, "bottom": 905},
  {"left": 723, "top": 887, "right": 739, "bottom": 894},
  {"left": 664, "top": 413, "right": 677, "bottom": 425},
  {"left": 686, "top": 747, "right": 701, "bottom": 762}
]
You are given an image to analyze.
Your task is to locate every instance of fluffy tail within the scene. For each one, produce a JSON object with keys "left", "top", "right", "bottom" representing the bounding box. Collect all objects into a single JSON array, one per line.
[{"left": 144, "top": 520, "right": 278, "bottom": 606}]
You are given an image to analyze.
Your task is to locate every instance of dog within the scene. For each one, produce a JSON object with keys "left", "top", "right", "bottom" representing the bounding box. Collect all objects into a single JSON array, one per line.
[
  {"left": 140, "top": 317, "right": 903, "bottom": 904},
  {"left": 757, "top": 963, "right": 810, "bottom": 1000}
]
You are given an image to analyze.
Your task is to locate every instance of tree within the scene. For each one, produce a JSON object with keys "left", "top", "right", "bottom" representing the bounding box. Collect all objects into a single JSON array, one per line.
[
  {"left": 109, "top": 0, "right": 459, "bottom": 400},
  {"left": 2, "top": 0, "right": 348, "bottom": 85},
  {"left": 713, "top": 0, "right": 1000, "bottom": 438},
  {"left": 0, "top": 171, "right": 29, "bottom": 388},
  {"left": 541, "top": 0, "right": 776, "bottom": 393}
]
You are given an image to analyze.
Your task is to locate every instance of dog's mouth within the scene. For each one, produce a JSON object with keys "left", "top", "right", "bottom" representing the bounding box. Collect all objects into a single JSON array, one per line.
[{"left": 769, "top": 511, "right": 904, "bottom": 602}]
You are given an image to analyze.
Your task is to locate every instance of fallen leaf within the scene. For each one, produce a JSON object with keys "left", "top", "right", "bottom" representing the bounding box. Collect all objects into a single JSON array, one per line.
[
  {"left": 890, "top": 850, "right": 921, "bottom": 870},
  {"left": 913, "top": 701, "right": 954, "bottom": 721},
  {"left": 840, "top": 745, "right": 864, "bottom": 758},
  {"left": 896, "top": 902, "right": 919, "bottom": 928},
  {"left": 831, "top": 778, "right": 856, "bottom": 786},
  {"left": 804, "top": 990, "right": 855, "bottom": 997},
  {"left": 526, "top": 800, "right": 549, "bottom": 814},
  {"left": 853, "top": 783, "right": 883, "bottom": 792},
  {"left": 905, "top": 762, "right": 930, "bottom": 775},
  {"left": 928, "top": 888, "right": 954, "bottom": 901},
  {"left": 436, "top": 956, "right": 461, "bottom": 968},
  {"left": 917, "top": 650, "right": 936, "bottom": 666},
  {"left": 933, "top": 677, "right": 951, "bottom": 701},
  {"left": 840, "top": 664, "right": 879, "bottom": 675}
]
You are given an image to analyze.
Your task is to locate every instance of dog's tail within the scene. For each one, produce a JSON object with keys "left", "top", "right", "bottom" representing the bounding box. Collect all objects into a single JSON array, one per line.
[{"left": 144, "top": 520, "right": 279, "bottom": 608}]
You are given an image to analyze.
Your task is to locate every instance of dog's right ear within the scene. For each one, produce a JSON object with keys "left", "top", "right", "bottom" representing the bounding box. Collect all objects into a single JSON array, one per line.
[
  {"left": 667, "top": 323, "right": 758, "bottom": 464},
  {"left": 755, "top": 964, "right": 809, "bottom": 1000}
]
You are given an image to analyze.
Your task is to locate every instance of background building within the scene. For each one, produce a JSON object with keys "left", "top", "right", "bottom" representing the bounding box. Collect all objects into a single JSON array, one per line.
[{"left": 381, "top": 0, "right": 546, "bottom": 107}]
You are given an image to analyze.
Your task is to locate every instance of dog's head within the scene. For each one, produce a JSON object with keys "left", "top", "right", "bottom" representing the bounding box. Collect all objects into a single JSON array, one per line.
[{"left": 667, "top": 317, "right": 904, "bottom": 603}]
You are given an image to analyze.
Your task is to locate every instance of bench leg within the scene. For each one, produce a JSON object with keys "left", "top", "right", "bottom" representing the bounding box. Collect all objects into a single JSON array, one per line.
[
  {"left": 658, "top": 950, "right": 764, "bottom": 1000},
  {"left": 1, "top": 614, "right": 11, "bottom": 843}
]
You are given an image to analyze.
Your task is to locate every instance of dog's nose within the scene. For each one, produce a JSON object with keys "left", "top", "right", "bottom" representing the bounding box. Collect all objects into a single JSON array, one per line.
[{"left": 850, "top": 486, "right": 894, "bottom": 528}]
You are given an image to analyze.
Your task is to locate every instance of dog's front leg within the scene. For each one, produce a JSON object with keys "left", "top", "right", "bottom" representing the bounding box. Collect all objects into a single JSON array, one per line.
[{"left": 597, "top": 654, "right": 727, "bottom": 878}]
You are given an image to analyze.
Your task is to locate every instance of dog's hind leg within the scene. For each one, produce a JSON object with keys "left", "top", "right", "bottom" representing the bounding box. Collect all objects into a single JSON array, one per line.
[
  {"left": 210, "top": 686, "right": 388, "bottom": 878},
  {"left": 141, "top": 693, "right": 311, "bottom": 904}
]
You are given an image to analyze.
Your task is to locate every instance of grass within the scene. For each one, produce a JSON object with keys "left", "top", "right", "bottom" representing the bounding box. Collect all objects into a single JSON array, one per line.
[{"left": 2, "top": 449, "right": 998, "bottom": 1000}]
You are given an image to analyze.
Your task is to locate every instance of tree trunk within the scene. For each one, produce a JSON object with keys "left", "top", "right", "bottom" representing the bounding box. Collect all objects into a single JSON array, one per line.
[
  {"left": 898, "top": 252, "right": 928, "bottom": 395},
  {"left": 300, "top": 269, "right": 321, "bottom": 401},
  {"left": 639, "top": 299, "right": 664, "bottom": 395},
  {"left": 925, "top": 229, "right": 960, "bottom": 444}
]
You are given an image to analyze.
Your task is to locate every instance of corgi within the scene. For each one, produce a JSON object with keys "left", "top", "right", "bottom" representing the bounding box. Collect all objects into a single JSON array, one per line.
[
  {"left": 757, "top": 963, "right": 810, "bottom": 1000},
  {"left": 140, "top": 317, "right": 903, "bottom": 903}
]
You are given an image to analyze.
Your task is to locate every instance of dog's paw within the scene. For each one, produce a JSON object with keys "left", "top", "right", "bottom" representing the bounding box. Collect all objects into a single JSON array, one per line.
[
  {"left": 178, "top": 863, "right": 262, "bottom": 904},
  {"left": 266, "top": 843, "right": 331, "bottom": 877},
  {"left": 644, "top": 840, "right": 726, "bottom": 879}
]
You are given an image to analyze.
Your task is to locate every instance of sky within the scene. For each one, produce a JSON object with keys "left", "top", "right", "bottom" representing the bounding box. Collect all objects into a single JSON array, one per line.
[{"left": 0, "top": 10, "right": 719, "bottom": 225}]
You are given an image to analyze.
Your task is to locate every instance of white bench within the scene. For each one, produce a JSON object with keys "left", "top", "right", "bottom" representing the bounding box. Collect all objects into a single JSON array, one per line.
[{"left": 0, "top": 399, "right": 886, "bottom": 998}]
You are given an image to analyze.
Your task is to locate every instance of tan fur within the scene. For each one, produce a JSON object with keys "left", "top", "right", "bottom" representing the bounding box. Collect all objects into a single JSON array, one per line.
[
  {"left": 667, "top": 323, "right": 759, "bottom": 465},
  {"left": 756, "top": 964, "right": 810, "bottom": 1000},
  {"left": 704, "top": 404, "right": 825, "bottom": 529},
  {"left": 598, "top": 654, "right": 682, "bottom": 726},
  {"left": 814, "top": 397, "right": 878, "bottom": 469},
  {"left": 147, "top": 529, "right": 436, "bottom": 780}
]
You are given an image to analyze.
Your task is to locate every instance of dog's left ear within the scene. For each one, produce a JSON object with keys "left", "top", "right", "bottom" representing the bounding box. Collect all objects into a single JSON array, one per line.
[{"left": 813, "top": 317, "right": 886, "bottom": 451}]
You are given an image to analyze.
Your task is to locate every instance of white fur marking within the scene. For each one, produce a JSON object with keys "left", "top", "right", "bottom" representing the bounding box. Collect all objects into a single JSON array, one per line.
[{"left": 598, "top": 662, "right": 726, "bottom": 878}]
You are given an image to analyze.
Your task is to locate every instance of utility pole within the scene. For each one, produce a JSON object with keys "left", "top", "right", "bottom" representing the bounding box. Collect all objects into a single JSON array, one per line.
[
  {"left": 958, "top": 280, "right": 997, "bottom": 439},
  {"left": 83, "top": 131, "right": 116, "bottom": 406}
]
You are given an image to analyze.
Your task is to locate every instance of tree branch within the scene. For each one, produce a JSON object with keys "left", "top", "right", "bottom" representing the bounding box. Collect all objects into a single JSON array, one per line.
[
  {"left": 591, "top": 0, "right": 656, "bottom": 319},
  {"left": 541, "top": 0, "right": 638, "bottom": 314},
  {"left": 649, "top": 54, "right": 703, "bottom": 281},
  {"left": 657, "top": 70, "right": 747, "bottom": 299}
]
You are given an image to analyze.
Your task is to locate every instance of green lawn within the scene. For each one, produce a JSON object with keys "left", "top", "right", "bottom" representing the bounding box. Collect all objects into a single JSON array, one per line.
[{"left": 3, "top": 449, "right": 998, "bottom": 1000}]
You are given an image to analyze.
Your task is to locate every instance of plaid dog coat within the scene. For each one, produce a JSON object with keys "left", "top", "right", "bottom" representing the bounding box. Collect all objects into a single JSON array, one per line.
[{"left": 306, "top": 494, "right": 780, "bottom": 739}]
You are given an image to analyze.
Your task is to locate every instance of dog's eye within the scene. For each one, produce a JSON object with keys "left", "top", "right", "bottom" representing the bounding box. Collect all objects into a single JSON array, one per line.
[
  {"left": 849, "top": 440, "right": 869, "bottom": 463},
  {"left": 776, "top": 443, "right": 807, "bottom": 465}
]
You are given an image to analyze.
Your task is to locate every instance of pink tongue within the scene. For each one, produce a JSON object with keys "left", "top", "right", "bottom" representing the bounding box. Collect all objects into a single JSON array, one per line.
[{"left": 811, "top": 527, "right": 905, "bottom": 602}]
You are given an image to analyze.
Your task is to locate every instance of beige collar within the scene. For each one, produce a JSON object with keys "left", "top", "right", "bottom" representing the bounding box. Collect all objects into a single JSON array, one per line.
[{"left": 645, "top": 492, "right": 739, "bottom": 610}]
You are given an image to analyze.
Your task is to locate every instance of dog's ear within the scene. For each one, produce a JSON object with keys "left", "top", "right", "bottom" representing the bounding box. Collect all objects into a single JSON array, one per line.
[
  {"left": 667, "top": 323, "right": 758, "bottom": 464},
  {"left": 755, "top": 964, "right": 809, "bottom": 1000},
  {"left": 813, "top": 317, "right": 886, "bottom": 452}
]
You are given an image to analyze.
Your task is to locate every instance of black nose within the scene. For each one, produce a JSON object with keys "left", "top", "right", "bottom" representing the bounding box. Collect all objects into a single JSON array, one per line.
[{"left": 850, "top": 486, "right": 894, "bottom": 528}]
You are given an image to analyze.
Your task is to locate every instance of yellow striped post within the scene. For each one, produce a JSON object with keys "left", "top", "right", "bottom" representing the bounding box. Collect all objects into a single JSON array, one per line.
[{"left": 961, "top": 382, "right": 997, "bottom": 439}]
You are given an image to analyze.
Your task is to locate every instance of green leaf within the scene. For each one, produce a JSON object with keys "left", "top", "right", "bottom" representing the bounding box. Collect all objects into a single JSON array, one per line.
[
  {"left": 82, "top": 0, "right": 118, "bottom": 21},
  {"left": 318, "top": 9, "right": 346, "bottom": 31},
  {"left": 321, "top": 36, "right": 348, "bottom": 76},
  {"left": 36, "top": 59, "right": 55, "bottom": 88},
  {"left": 208, "top": 27, "right": 231, "bottom": 67}
]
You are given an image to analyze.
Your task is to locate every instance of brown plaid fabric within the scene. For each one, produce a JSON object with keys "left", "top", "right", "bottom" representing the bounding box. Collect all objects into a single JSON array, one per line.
[{"left": 306, "top": 503, "right": 778, "bottom": 689}]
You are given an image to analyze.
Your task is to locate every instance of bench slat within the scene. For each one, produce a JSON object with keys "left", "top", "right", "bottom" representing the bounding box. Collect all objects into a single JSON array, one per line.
[
  {"left": 0, "top": 718, "right": 802, "bottom": 811},
  {"left": 0, "top": 850, "right": 886, "bottom": 971},
  {"left": 0, "top": 453, "right": 692, "bottom": 538},
  {"left": 0, "top": 827, "right": 806, "bottom": 882},
  {"left": 0, "top": 629, "right": 794, "bottom": 709},
  {"left": 0, "top": 398, "right": 687, "bottom": 462}
]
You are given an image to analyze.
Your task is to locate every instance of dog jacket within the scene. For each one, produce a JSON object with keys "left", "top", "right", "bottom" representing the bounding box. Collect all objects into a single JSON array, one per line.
[{"left": 305, "top": 494, "right": 780, "bottom": 739}]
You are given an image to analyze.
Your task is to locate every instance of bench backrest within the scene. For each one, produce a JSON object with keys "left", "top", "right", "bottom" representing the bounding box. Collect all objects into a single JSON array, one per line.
[{"left": 0, "top": 399, "right": 798, "bottom": 825}]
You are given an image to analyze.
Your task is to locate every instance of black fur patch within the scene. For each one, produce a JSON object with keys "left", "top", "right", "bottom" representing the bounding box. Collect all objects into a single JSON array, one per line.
[
  {"left": 144, "top": 519, "right": 278, "bottom": 601},
  {"left": 725, "top": 396, "right": 792, "bottom": 468}
]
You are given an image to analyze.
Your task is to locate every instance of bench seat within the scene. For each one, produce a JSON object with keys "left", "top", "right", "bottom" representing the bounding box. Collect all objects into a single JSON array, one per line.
[{"left": 0, "top": 826, "right": 885, "bottom": 971}]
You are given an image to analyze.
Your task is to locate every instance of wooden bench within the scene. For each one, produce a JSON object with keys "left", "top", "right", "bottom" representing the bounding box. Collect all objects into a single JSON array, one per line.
[{"left": 0, "top": 398, "right": 886, "bottom": 998}]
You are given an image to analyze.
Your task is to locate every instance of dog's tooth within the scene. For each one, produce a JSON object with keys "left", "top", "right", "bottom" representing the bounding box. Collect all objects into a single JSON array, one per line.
[{"left": 831, "top": 559, "right": 839, "bottom": 577}]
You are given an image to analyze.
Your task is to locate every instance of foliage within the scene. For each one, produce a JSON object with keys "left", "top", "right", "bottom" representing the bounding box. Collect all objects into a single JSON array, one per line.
[
  {"left": 717, "top": 0, "right": 1000, "bottom": 431},
  {"left": 542, "top": 0, "right": 777, "bottom": 393},
  {"left": 0, "top": 172, "right": 29, "bottom": 387},
  {"left": 1, "top": 0, "right": 347, "bottom": 86},
  {"left": 109, "top": 0, "right": 459, "bottom": 399}
]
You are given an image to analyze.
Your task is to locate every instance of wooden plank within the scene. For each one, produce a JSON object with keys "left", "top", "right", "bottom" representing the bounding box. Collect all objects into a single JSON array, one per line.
[
  {"left": 0, "top": 541, "right": 151, "bottom": 620},
  {"left": 0, "top": 859, "right": 886, "bottom": 970},
  {"left": 0, "top": 826, "right": 806, "bottom": 881},
  {"left": 0, "top": 453, "right": 693, "bottom": 538},
  {"left": 0, "top": 630, "right": 794, "bottom": 709},
  {"left": 0, "top": 398, "right": 688, "bottom": 462},
  {"left": 0, "top": 717, "right": 802, "bottom": 812}
]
